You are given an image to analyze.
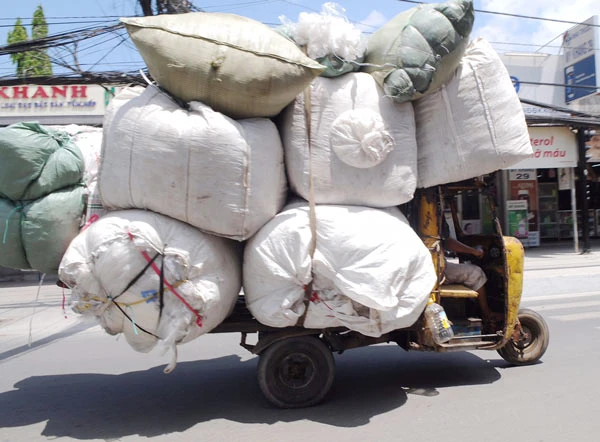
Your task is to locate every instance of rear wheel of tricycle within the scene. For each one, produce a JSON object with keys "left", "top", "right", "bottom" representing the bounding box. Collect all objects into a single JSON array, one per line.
[
  {"left": 257, "top": 335, "right": 335, "bottom": 408},
  {"left": 497, "top": 308, "right": 549, "bottom": 365}
]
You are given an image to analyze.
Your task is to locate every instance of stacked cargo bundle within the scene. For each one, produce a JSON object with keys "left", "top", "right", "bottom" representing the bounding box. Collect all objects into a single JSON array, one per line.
[
  {"left": 57, "top": 11, "right": 320, "bottom": 365},
  {"left": 0, "top": 122, "right": 88, "bottom": 274},
  {"left": 59, "top": 209, "right": 242, "bottom": 372},
  {"left": 46, "top": 0, "right": 535, "bottom": 369}
]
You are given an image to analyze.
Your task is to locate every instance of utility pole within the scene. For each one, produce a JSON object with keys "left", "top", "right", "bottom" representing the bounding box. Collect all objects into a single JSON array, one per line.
[{"left": 577, "top": 128, "right": 591, "bottom": 253}]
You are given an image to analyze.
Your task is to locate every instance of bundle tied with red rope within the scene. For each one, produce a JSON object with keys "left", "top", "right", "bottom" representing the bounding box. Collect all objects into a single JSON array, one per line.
[{"left": 59, "top": 209, "right": 242, "bottom": 373}]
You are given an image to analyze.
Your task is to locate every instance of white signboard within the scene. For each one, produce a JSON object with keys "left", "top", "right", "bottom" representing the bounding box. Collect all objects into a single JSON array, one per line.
[
  {"left": 507, "top": 126, "right": 578, "bottom": 169},
  {"left": 0, "top": 84, "right": 125, "bottom": 124}
]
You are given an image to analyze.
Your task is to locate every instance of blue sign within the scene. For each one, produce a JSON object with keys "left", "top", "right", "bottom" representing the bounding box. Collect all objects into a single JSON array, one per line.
[
  {"left": 510, "top": 76, "right": 520, "bottom": 93},
  {"left": 565, "top": 54, "right": 597, "bottom": 103}
]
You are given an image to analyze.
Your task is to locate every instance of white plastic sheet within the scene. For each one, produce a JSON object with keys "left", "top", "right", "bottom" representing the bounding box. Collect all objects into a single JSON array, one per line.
[{"left": 243, "top": 203, "right": 436, "bottom": 337}]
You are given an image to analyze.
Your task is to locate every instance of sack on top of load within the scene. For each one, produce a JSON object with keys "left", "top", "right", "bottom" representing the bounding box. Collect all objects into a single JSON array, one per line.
[
  {"left": 278, "top": 2, "right": 367, "bottom": 78},
  {"left": 243, "top": 202, "right": 436, "bottom": 337},
  {"left": 0, "top": 122, "right": 84, "bottom": 201},
  {"left": 59, "top": 209, "right": 242, "bottom": 373},
  {"left": 121, "top": 12, "right": 325, "bottom": 119},
  {"left": 100, "top": 85, "right": 287, "bottom": 241},
  {"left": 279, "top": 72, "right": 417, "bottom": 207},
  {"left": 363, "top": 0, "right": 474, "bottom": 103},
  {"left": 414, "top": 38, "right": 533, "bottom": 188},
  {"left": 0, "top": 186, "right": 85, "bottom": 274}
]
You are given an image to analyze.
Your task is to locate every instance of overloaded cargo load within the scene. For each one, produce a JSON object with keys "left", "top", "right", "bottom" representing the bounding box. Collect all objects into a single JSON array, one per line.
[
  {"left": 278, "top": 3, "right": 366, "bottom": 78},
  {"left": 414, "top": 37, "right": 533, "bottom": 188},
  {"left": 58, "top": 209, "right": 243, "bottom": 371},
  {"left": 0, "top": 186, "right": 86, "bottom": 274},
  {"left": 363, "top": 0, "right": 474, "bottom": 103},
  {"left": 243, "top": 202, "right": 436, "bottom": 337},
  {"left": 0, "top": 122, "right": 84, "bottom": 201},
  {"left": 46, "top": 124, "right": 103, "bottom": 187},
  {"left": 100, "top": 84, "right": 287, "bottom": 241},
  {"left": 280, "top": 72, "right": 417, "bottom": 207},
  {"left": 121, "top": 12, "right": 325, "bottom": 119}
]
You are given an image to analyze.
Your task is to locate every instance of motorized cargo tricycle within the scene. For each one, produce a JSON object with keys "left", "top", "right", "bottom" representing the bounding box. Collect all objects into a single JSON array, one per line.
[{"left": 210, "top": 178, "right": 550, "bottom": 408}]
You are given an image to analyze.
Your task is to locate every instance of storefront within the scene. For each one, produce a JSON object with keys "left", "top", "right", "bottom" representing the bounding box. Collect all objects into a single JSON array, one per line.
[{"left": 503, "top": 125, "right": 580, "bottom": 247}]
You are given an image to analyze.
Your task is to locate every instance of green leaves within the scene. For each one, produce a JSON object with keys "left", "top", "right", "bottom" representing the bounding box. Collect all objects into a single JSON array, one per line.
[{"left": 6, "top": 6, "right": 53, "bottom": 78}]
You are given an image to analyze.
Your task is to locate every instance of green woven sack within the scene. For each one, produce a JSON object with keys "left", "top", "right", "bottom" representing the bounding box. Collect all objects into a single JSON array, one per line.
[
  {"left": 364, "top": 0, "right": 474, "bottom": 103},
  {"left": 0, "top": 122, "right": 84, "bottom": 201},
  {"left": 0, "top": 186, "right": 86, "bottom": 274}
]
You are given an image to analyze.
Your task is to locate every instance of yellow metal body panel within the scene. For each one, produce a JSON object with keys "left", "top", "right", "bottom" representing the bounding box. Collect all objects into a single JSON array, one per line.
[{"left": 502, "top": 235, "right": 525, "bottom": 341}]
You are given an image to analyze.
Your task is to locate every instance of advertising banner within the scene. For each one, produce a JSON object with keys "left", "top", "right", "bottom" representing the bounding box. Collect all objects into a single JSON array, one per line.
[
  {"left": 508, "top": 126, "right": 578, "bottom": 169},
  {"left": 509, "top": 169, "right": 539, "bottom": 246},
  {"left": 507, "top": 200, "right": 529, "bottom": 244}
]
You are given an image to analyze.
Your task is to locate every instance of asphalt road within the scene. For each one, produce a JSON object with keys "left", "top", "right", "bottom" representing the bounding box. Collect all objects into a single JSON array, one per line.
[{"left": 1, "top": 245, "right": 600, "bottom": 442}]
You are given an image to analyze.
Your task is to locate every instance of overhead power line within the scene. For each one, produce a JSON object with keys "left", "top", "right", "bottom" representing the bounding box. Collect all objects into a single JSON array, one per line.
[
  {"left": 0, "top": 23, "right": 124, "bottom": 56},
  {"left": 397, "top": 0, "right": 600, "bottom": 28}
]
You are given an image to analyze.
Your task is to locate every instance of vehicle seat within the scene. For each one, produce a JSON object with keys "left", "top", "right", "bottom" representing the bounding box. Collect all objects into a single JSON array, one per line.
[{"left": 438, "top": 283, "right": 479, "bottom": 299}]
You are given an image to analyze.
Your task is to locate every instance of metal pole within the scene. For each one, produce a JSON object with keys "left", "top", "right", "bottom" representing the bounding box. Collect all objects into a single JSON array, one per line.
[
  {"left": 577, "top": 128, "right": 591, "bottom": 253},
  {"left": 571, "top": 168, "right": 579, "bottom": 253}
]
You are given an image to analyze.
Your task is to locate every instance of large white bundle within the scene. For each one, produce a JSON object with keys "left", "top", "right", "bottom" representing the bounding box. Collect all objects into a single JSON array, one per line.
[
  {"left": 100, "top": 85, "right": 287, "bottom": 241},
  {"left": 59, "top": 209, "right": 242, "bottom": 372},
  {"left": 121, "top": 12, "right": 324, "bottom": 119},
  {"left": 414, "top": 38, "right": 533, "bottom": 188},
  {"left": 280, "top": 73, "right": 418, "bottom": 207},
  {"left": 243, "top": 203, "right": 436, "bottom": 337}
]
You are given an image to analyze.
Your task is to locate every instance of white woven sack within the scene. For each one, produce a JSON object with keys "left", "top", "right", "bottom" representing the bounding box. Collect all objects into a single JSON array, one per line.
[
  {"left": 243, "top": 202, "right": 436, "bottom": 337},
  {"left": 58, "top": 209, "right": 242, "bottom": 372},
  {"left": 100, "top": 85, "right": 287, "bottom": 240},
  {"left": 121, "top": 12, "right": 324, "bottom": 119},
  {"left": 280, "top": 72, "right": 418, "bottom": 207},
  {"left": 414, "top": 38, "right": 533, "bottom": 188}
]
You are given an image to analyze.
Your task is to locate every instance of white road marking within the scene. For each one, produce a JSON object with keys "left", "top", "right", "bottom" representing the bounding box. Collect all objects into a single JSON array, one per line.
[
  {"left": 549, "top": 312, "right": 600, "bottom": 321},
  {"left": 527, "top": 300, "right": 600, "bottom": 311},
  {"left": 522, "top": 292, "right": 600, "bottom": 302}
]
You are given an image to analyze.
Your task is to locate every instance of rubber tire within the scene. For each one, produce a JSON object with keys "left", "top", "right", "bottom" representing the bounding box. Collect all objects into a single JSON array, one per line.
[
  {"left": 257, "top": 335, "right": 335, "bottom": 408},
  {"left": 497, "top": 308, "right": 549, "bottom": 365}
]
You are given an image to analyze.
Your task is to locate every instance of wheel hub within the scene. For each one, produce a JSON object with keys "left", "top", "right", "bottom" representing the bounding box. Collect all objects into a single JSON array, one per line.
[{"left": 279, "top": 352, "right": 316, "bottom": 389}]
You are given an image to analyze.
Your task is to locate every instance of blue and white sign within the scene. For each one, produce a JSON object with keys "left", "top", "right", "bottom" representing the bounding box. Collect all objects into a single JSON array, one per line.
[
  {"left": 565, "top": 54, "right": 597, "bottom": 102},
  {"left": 563, "top": 16, "right": 600, "bottom": 103}
]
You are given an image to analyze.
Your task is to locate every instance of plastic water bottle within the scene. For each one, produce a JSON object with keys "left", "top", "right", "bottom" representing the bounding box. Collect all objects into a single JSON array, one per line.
[{"left": 424, "top": 302, "right": 454, "bottom": 344}]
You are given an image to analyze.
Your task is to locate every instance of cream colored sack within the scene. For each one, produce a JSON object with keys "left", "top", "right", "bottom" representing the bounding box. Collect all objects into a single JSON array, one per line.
[{"left": 122, "top": 12, "right": 325, "bottom": 119}]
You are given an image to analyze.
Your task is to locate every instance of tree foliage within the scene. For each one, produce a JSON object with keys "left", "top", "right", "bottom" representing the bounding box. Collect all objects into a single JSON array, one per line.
[
  {"left": 7, "top": 19, "right": 30, "bottom": 77},
  {"left": 6, "top": 5, "right": 53, "bottom": 78}
]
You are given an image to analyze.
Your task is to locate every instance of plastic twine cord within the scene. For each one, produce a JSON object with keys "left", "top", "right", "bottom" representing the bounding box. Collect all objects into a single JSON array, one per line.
[
  {"left": 28, "top": 273, "right": 45, "bottom": 347},
  {"left": 2, "top": 204, "right": 23, "bottom": 244},
  {"left": 127, "top": 305, "right": 140, "bottom": 336},
  {"left": 126, "top": 231, "right": 203, "bottom": 328}
]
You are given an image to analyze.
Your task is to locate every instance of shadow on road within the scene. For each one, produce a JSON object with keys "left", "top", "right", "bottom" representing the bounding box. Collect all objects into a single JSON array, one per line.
[{"left": 0, "top": 345, "right": 501, "bottom": 439}]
